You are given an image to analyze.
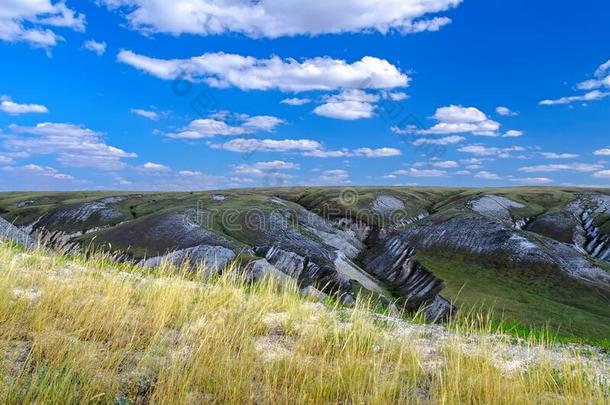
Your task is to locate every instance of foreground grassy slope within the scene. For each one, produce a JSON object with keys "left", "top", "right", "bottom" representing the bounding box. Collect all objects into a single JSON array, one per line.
[{"left": 0, "top": 242, "right": 608, "bottom": 404}]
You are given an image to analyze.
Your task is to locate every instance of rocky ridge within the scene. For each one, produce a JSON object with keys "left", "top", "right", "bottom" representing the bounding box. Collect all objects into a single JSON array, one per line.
[{"left": 2, "top": 188, "right": 610, "bottom": 327}]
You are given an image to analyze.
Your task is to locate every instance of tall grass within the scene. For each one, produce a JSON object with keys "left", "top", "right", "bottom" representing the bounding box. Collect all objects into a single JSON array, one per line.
[{"left": 0, "top": 242, "right": 607, "bottom": 404}]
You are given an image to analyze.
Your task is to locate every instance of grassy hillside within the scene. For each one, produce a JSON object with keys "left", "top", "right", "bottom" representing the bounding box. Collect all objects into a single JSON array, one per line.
[
  {"left": 1, "top": 187, "right": 609, "bottom": 350},
  {"left": 0, "top": 242, "right": 608, "bottom": 404},
  {"left": 0, "top": 187, "right": 596, "bottom": 229},
  {"left": 416, "top": 253, "right": 610, "bottom": 346}
]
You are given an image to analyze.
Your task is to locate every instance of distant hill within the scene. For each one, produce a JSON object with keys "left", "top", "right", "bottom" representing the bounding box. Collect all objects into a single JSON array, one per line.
[{"left": 1, "top": 187, "right": 609, "bottom": 344}]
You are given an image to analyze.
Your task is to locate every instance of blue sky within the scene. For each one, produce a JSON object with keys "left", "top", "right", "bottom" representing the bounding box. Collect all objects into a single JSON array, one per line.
[{"left": 1, "top": 0, "right": 609, "bottom": 191}]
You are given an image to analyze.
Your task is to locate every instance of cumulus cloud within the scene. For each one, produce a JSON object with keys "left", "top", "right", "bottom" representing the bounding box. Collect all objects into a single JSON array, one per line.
[
  {"left": 540, "top": 59, "right": 610, "bottom": 105},
  {"left": 431, "top": 160, "right": 459, "bottom": 168},
  {"left": 0, "top": 164, "right": 82, "bottom": 191},
  {"left": 125, "top": 170, "right": 227, "bottom": 191},
  {"left": 539, "top": 90, "right": 610, "bottom": 106},
  {"left": 280, "top": 97, "right": 311, "bottom": 106},
  {"left": 313, "top": 90, "right": 379, "bottom": 120},
  {"left": 117, "top": 50, "right": 409, "bottom": 92},
  {"left": 131, "top": 108, "right": 160, "bottom": 120},
  {"left": 496, "top": 106, "right": 517, "bottom": 116},
  {"left": 167, "top": 113, "right": 284, "bottom": 139},
  {"left": 0, "top": 154, "right": 14, "bottom": 165},
  {"left": 391, "top": 168, "right": 447, "bottom": 177},
  {"left": 3, "top": 122, "right": 137, "bottom": 170},
  {"left": 509, "top": 177, "right": 553, "bottom": 184},
  {"left": 0, "top": 1, "right": 85, "bottom": 48},
  {"left": 404, "top": 105, "right": 505, "bottom": 137},
  {"left": 593, "top": 170, "right": 610, "bottom": 178},
  {"left": 0, "top": 97, "right": 48, "bottom": 115},
  {"left": 593, "top": 148, "right": 610, "bottom": 156},
  {"left": 458, "top": 145, "right": 526, "bottom": 157},
  {"left": 303, "top": 147, "right": 401, "bottom": 158},
  {"left": 217, "top": 137, "right": 400, "bottom": 160},
  {"left": 317, "top": 169, "right": 350, "bottom": 184},
  {"left": 232, "top": 160, "right": 299, "bottom": 178},
  {"left": 386, "top": 92, "right": 409, "bottom": 101},
  {"left": 137, "top": 162, "right": 171, "bottom": 172},
  {"left": 518, "top": 163, "right": 604, "bottom": 173},
  {"left": 539, "top": 152, "right": 579, "bottom": 159},
  {"left": 219, "top": 138, "right": 322, "bottom": 153},
  {"left": 100, "top": 0, "right": 460, "bottom": 38},
  {"left": 3, "top": 163, "right": 75, "bottom": 181},
  {"left": 475, "top": 171, "right": 501, "bottom": 180},
  {"left": 412, "top": 135, "right": 465, "bottom": 145},
  {"left": 576, "top": 59, "right": 610, "bottom": 91},
  {"left": 503, "top": 130, "right": 523, "bottom": 138},
  {"left": 83, "top": 39, "right": 106, "bottom": 55}
]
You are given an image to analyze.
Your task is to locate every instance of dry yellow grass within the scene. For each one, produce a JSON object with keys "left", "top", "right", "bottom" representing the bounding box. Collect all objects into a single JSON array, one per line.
[{"left": 0, "top": 242, "right": 608, "bottom": 404}]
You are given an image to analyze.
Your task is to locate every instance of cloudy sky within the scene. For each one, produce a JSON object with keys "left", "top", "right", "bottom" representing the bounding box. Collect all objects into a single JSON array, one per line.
[{"left": 1, "top": 0, "right": 609, "bottom": 191}]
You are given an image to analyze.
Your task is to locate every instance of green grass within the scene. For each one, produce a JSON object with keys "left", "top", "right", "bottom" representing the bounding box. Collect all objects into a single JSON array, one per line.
[
  {"left": 416, "top": 252, "right": 610, "bottom": 347},
  {"left": 595, "top": 214, "right": 610, "bottom": 235}
]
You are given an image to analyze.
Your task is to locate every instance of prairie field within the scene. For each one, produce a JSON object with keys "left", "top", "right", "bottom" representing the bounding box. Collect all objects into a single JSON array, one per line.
[{"left": 0, "top": 242, "right": 607, "bottom": 404}]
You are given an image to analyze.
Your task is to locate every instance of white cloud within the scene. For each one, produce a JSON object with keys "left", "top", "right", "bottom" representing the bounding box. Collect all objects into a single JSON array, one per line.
[
  {"left": 503, "top": 130, "right": 523, "bottom": 138},
  {"left": 5, "top": 163, "right": 75, "bottom": 181},
  {"left": 220, "top": 138, "right": 322, "bottom": 153},
  {"left": 539, "top": 90, "right": 610, "bottom": 106},
  {"left": 353, "top": 147, "right": 401, "bottom": 158},
  {"left": 313, "top": 101, "right": 373, "bottom": 120},
  {"left": 509, "top": 177, "right": 553, "bottom": 184},
  {"left": 280, "top": 97, "right": 311, "bottom": 106},
  {"left": 0, "top": 1, "right": 85, "bottom": 48},
  {"left": 167, "top": 113, "right": 283, "bottom": 139},
  {"left": 540, "top": 152, "right": 579, "bottom": 159},
  {"left": 593, "top": 170, "right": 610, "bottom": 178},
  {"left": 475, "top": 171, "right": 501, "bottom": 180},
  {"left": 131, "top": 108, "right": 159, "bottom": 120},
  {"left": 178, "top": 170, "right": 203, "bottom": 177},
  {"left": 593, "top": 148, "right": 610, "bottom": 156},
  {"left": 461, "top": 157, "right": 488, "bottom": 165},
  {"left": 313, "top": 89, "right": 379, "bottom": 120},
  {"left": 518, "top": 163, "right": 604, "bottom": 173},
  {"left": 431, "top": 160, "right": 459, "bottom": 168},
  {"left": 117, "top": 50, "right": 409, "bottom": 92},
  {"left": 83, "top": 39, "right": 106, "bottom": 55},
  {"left": 130, "top": 170, "right": 227, "bottom": 190},
  {"left": 101, "top": 0, "right": 460, "bottom": 38},
  {"left": 317, "top": 169, "right": 350, "bottom": 184},
  {"left": 4, "top": 122, "right": 137, "bottom": 170},
  {"left": 138, "top": 162, "right": 170, "bottom": 172},
  {"left": 412, "top": 135, "right": 465, "bottom": 145},
  {"left": 540, "top": 59, "right": 610, "bottom": 106},
  {"left": 409, "top": 105, "right": 501, "bottom": 136},
  {"left": 303, "top": 147, "right": 401, "bottom": 158},
  {"left": 458, "top": 144, "right": 525, "bottom": 157},
  {"left": 576, "top": 59, "right": 610, "bottom": 91},
  {"left": 496, "top": 106, "right": 517, "bottom": 116},
  {"left": 232, "top": 160, "right": 299, "bottom": 177},
  {"left": 114, "top": 176, "right": 132, "bottom": 186},
  {"left": 386, "top": 92, "right": 408, "bottom": 101},
  {"left": 391, "top": 168, "right": 447, "bottom": 177},
  {"left": 0, "top": 97, "right": 48, "bottom": 115}
]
